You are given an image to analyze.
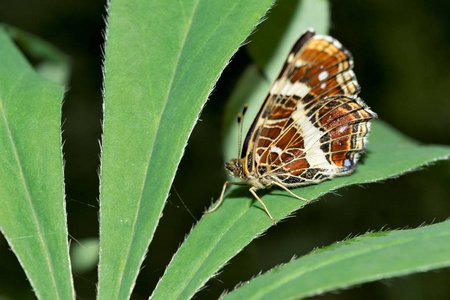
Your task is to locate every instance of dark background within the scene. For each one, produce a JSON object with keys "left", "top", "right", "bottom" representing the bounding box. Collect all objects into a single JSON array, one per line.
[{"left": 1, "top": 0, "right": 449, "bottom": 299}]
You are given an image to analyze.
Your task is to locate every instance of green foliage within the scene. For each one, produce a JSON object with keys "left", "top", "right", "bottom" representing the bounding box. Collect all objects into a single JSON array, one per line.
[
  {"left": 0, "top": 1, "right": 449, "bottom": 299},
  {"left": 0, "top": 26, "right": 73, "bottom": 299},
  {"left": 223, "top": 220, "right": 450, "bottom": 299},
  {"left": 98, "top": 0, "right": 274, "bottom": 299}
]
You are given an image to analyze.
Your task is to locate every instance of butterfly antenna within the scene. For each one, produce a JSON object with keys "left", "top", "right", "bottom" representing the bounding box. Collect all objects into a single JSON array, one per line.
[{"left": 237, "top": 104, "right": 248, "bottom": 158}]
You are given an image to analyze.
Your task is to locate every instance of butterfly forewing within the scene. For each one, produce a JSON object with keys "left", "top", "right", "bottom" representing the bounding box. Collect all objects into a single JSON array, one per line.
[{"left": 242, "top": 29, "right": 376, "bottom": 187}]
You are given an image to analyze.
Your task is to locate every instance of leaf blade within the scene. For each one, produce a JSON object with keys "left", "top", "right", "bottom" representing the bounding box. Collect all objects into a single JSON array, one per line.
[
  {"left": 98, "top": 0, "right": 275, "bottom": 298},
  {"left": 223, "top": 220, "right": 450, "bottom": 299},
  {"left": 0, "top": 27, "right": 73, "bottom": 299}
]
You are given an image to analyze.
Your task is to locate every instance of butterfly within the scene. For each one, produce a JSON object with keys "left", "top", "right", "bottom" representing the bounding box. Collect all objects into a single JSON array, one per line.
[{"left": 207, "top": 29, "right": 376, "bottom": 225}]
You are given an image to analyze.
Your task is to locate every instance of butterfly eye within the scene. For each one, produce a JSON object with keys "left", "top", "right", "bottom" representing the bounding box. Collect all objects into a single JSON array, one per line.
[
  {"left": 225, "top": 161, "right": 235, "bottom": 173},
  {"left": 225, "top": 159, "right": 242, "bottom": 176}
]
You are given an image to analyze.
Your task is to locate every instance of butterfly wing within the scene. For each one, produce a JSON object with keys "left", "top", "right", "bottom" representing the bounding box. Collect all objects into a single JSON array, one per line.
[
  {"left": 242, "top": 29, "right": 376, "bottom": 186},
  {"left": 240, "top": 30, "right": 318, "bottom": 173}
]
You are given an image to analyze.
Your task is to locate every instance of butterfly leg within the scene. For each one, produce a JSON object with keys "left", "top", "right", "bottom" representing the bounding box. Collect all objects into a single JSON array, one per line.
[
  {"left": 206, "top": 181, "right": 246, "bottom": 214},
  {"left": 271, "top": 181, "right": 310, "bottom": 204},
  {"left": 205, "top": 181, "right": 231, "bottom": 214},
  {"left": 249, "top": 187, "right": 276, "bottom": 226}
]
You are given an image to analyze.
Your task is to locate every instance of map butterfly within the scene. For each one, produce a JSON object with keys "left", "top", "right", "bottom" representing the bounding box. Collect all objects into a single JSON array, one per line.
[{"left": 207, "top": 29, "right": 377, "bottom": 224}]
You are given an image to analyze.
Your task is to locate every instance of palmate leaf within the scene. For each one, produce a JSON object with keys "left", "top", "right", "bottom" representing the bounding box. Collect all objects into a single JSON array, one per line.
[
  {"left": 98, "top": 0, "right": 275, "bottom": 299},
  {"left": 0, "top": 27, "right": 73, "bottom": 299}
]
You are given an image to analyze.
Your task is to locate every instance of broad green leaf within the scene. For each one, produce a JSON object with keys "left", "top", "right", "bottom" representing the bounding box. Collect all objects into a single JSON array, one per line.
[
  {"left": 0, "top": 27, "right": 73, "bottom": 299},
  {"left": 223, "top": 220, "right": 450, "bottom": 299},
  {"left": 98, "top": 0, "right": 275, "bottom": 299}
]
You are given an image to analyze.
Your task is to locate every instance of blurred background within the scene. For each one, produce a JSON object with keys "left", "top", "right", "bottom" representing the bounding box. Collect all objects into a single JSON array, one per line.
[{"left": 0, "top": 0, "right": 449, "bottom": 299}]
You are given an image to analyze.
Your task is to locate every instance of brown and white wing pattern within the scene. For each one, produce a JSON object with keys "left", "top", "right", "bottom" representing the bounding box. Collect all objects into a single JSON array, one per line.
[{"left": 241, "top": 29, "right": 376, "bottom": 187}]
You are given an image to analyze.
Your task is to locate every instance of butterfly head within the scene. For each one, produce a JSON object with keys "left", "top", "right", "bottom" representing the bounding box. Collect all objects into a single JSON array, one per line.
[{"left": 225, "top": 158, "right": 245, "bottom": 178}]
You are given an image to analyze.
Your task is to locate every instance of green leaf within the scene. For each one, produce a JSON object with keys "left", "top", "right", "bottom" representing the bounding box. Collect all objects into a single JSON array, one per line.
[
  {"left": 98, "top": 0, "right": 275, "bottom": 299},
  {"left": 223, "top": 220, "right": 450, "bottom": 299},
  {"left": 0, "top": 27, "right": 73, "bottom": 299}
]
